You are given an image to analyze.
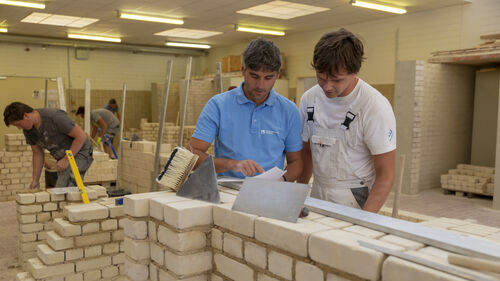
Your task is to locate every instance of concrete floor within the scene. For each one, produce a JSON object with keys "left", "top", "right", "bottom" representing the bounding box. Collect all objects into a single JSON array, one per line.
[{"left": 1, "top": 188, "right": 500, "bottom": 279}]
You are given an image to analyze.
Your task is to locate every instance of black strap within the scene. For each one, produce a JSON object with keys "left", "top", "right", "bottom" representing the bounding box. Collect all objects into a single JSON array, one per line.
[
  {"left": 341, "top": 111, "right": 356, "bottom": 130},
  {"left": 307, "top": 107, "right": 314, "bottom": 122}
]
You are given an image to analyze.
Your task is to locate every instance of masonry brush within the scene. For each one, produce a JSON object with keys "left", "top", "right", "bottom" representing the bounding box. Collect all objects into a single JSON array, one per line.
[{"left": 156, "top": 146, "right": 198, "bottom": 191}]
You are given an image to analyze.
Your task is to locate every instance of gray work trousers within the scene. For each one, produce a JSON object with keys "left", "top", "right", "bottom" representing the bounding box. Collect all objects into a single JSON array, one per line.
[{"left": 55, "top": 148, "right": 93, "bottom": 187}]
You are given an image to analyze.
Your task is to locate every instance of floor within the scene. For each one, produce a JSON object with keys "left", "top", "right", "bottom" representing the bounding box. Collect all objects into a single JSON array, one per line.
[{"left": 1, "top": 188, "right": 500, "bottom": 279}]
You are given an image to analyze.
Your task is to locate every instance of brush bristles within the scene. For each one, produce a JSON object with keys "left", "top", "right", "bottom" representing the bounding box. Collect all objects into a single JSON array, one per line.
[{"left": 157, "top": 147, "right": 198, "bottom": 191}]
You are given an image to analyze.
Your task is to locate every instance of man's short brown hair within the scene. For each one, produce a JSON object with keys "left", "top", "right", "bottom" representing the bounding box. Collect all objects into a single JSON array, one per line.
[
  {"left": 312, "top": 28, "right": 365, "bottom": 76},
  {"left": 4, "top": 102, "right": 33, "bottom": 126}
]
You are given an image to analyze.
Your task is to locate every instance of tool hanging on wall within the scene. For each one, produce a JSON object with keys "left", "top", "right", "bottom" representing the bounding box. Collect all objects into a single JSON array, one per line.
[
  {"left": 65, "top": 150, "right": 89, "bottom": 204},
  {"left": 151, "top": 59, "right": 174, "bottom": 192},
  {"left": 178, "top": 56, "right": 193, "bottom": 147}
]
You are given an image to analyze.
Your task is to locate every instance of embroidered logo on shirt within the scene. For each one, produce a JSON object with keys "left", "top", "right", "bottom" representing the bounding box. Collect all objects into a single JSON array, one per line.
[
  {"left": 388, "top": 129, "right": 393, "bottom": 141},
  {"left": 261, "top": 130, "right": 279, "bottom": 135}
]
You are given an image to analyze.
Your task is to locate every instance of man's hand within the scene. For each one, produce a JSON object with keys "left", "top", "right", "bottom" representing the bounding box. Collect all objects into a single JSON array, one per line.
[
  {"left": 230, "top": 160, "right": 264, "bottom": 177},
  {"left": 29, "top": 181, "right": 40, "bottom": 189},
  {"left": 56, "top": 157, "right": 69, "bottom": 171}
]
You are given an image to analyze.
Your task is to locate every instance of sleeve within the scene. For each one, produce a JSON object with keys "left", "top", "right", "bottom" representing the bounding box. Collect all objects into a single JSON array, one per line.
[
  {"left": 299, "top": 92, "right": 311, "bottom": 142},
  {"left": 192, "top": 98, "right": 220, "bottom": 144},
  {"left": 53, "top": 110, "right": 76, "bottom": 135},
  {"left": 363, "top": 97, "right": 396, "bottom": 155},
  {"left": 284, "top": 104, "right": 303, "bottom": 153},
  {"left": 90, "top": 111, "right": 100, "bottom": 124}
]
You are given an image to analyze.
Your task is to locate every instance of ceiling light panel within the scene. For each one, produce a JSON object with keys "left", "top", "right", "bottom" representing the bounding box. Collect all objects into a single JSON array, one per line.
[
  {"left": 351, "top": 1, "right": 406, "bottom": 14},
  {"left": 120, "top": 13, "right": 183, "bottom": 25},
  {"left": 237, "top": 0, "right": 329, "bottom": 20},
  {"left": 166, "top": 42, "right": 210, "bottom": 49},
  {"left": 0, "top": 27, "right": 7, "bottom": 32},
  {"left": 0, "top": 0, "right": 45, "bottom": 9},
  {"left": 155, "top": 28, "right": 222, "bottom": 39},
  {"left": 68, "top": 34, "right": 121, "bottom": 43},
  {"left": 21, "top": 12, "right": 98, "bottom": 28}
]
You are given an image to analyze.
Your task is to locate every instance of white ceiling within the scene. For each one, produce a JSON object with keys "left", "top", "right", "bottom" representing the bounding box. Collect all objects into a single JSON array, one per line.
[{"left": 0, "top": 0, "right": 469, "bottom": 48}]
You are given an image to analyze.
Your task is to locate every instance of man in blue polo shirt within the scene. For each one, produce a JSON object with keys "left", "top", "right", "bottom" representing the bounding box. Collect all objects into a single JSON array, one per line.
[{"left": 189, "top": 38, "right": 303, "bottom": 181}]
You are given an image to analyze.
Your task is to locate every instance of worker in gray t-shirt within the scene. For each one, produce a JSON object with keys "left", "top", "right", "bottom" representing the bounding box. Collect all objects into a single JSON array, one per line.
[
  {"left": 3, "top": 102, "right": 93, "bottom": 188},
  {"left": 76, "top": 106, "right": 120, "bottom": 158}
]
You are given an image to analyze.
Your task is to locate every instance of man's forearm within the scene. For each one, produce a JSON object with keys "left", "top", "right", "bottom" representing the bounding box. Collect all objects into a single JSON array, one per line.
[
  {"left": 363, "top": 180, "right": 392, "bottom": 213},
  {"left": 69, "top": 134, "right": 87, "bottom": 156},
  {"left": 32, "top": 149, "right": 44, "bottom": 183},
  {"left": 283, "top": 159, "right": 302, "bottom": 182}
]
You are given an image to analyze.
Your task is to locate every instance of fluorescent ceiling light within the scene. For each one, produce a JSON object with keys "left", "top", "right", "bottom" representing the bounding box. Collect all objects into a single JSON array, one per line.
[
  {"left": 155, "top": 28, "right": 222, "bottom": 39},
  {"left": 0, "top": 0, "right": 45, "bottom": 9},
  {"left": 68, "top": 34, "right": 121, "bottom": 43},
  {"left": 21, "top": 12, "right": 98, "bottom": 28},
  {"left": 237, "top": 0, "right": 329, "bottom": 20},
  {"left": 0, "top": 27, "right": 7, "bottom": 32},
  {"left": 351, "top": 0, "right": 406, "bottom": 14},
  {"left": 120, "top": 12, "right": 183, "bottom": 25},
  {"left": 236, "top": 26, "right": 285, "bottom": 36},
  {"left": 166, "top": 42, "right": 210, "bottom": 49}
]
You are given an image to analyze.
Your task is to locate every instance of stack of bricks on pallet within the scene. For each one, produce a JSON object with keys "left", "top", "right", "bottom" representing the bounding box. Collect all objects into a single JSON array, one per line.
[
  {"left": 120, "top": 140, "right": 172, "bottom": 194},
  {"left": 16, "top": 186, "right": 108, "bottom": 267},
  {"left": 441, "top": 164, "right": 495, "bottom": 195},
  {"left": 184, "top": 78, "right": 216, "bottom": 126},
  {"left": 16, "top": 196, "right": 126, "bottom": 281},
  {"left": 0, "top": 134, "right": 45, "bottom": 202},
  {"left": 129, "top": 119, "right": 195, "bottom": 148},
  {"left": 121, "top": 187, "right": 499, "bottom": 281},
  {"left": 83, "top": 151, "right": 118, "bottom": 183}
]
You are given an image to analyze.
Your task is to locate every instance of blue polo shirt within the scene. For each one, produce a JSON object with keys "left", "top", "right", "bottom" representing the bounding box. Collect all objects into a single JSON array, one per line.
[{"left": 193, "top": 83, "right": 302, "bottom": 178}]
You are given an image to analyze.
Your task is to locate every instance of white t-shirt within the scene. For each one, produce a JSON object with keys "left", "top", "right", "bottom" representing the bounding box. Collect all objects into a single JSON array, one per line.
[{"left": 299, "top": 78, "right": 396, "bottom": 178}]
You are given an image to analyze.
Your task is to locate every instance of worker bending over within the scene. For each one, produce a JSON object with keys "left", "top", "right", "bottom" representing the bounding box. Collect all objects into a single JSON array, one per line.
[{"left": 76, "top": 106, "right": 119, "bottom": 159}]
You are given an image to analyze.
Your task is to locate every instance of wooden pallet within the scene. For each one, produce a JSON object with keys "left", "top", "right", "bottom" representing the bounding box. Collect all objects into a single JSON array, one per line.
[
  {"left": 442, "top": 188, "right": 493, "bottom": 199},
  {"left": 84, "top": 180, "right": 116, "bottom": 188}
]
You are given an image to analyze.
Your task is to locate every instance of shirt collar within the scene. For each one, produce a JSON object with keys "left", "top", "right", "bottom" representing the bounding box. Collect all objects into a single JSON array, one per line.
[{"left": 235, "top": 82, "right": 277, "bottom": 106}]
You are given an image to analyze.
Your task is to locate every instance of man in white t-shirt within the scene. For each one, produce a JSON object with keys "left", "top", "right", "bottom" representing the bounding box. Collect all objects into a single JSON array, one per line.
[{"left": 298, "top": 28, "right": 396, "bottom": 213}]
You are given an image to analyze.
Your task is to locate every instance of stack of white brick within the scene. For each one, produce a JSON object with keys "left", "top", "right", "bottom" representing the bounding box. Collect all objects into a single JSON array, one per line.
[
  {"left": 420, "top": 217, "right": 500, "bottom": 244},
  {"left": 124, "top": 121, "right": 194, "bottom": 148},
  {"left": 0, "top": 134, "right": 45, "bottom": 201},
  {"left": 84, "top": 151, "right": 118, "bottom": 183},
  {"left": 182, "top": 78, "right": 216, "bottom": 126},
  {"left": 120, "top": 188, "right": 500, "bottom": 281},
  {"left": 441, "top": 164, "right": 495, "bottom": 195},
  {"left": 16, "top": 196, "right": 126, "bottom": 281},
  {"left": 120, "top": 140, "right": 172, "bottom": 194},
  {"left": 16, "top": 186, "right": 108, "bottom": 267}
]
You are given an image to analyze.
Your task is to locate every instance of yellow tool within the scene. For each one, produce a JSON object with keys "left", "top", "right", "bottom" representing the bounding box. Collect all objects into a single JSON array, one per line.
[
  {"left": 65, "top": 150, "right": 90, "bottom": 204},
  {"left": 96, "top": 137, "right": 102, "bottom": 146}
]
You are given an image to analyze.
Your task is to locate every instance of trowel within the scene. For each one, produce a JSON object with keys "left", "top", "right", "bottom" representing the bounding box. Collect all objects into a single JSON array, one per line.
[{"left": 176, "top": 155, "right": 220, "bottom": 203}]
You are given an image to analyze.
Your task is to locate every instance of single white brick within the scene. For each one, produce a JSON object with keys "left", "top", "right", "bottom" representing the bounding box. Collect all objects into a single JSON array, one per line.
[
  {"left": 46, "top": 230, "right": 74, "bottom": 250},
  {"left": 150, "top": 242, "right": 164, "bottom": 265},
  {"left": 124, "top": 191, "right": 171, "bottom": 217},
  {"left": 37, "top": 244, "right": 64, "bottom": 265},
  {"left": 53, "top": 218, "right": 81, "bottom": 237},
  {"left": 113, "top": 253, "right": 126, "bottom": 265},
  {"left": 158, "top": 269, "right": 208, "bottom": 281},
  {"left": 326, "top": 273, "right": 351, "bottom": 281},
  {"left": 164, "top": 250, "right": 212, "bottom": 276},
  {"left": 150, "top": 263, "right": 159, "bottom": 281},
  {"left": 101, "top": 219, "right": 118, "bottom": 231},
  {"left": 149, "top": 221, "right": 158, "bottom": 242},
  {"left": 211, "top": 228, "right": 223, "bottom": 250},
  {"left": 164, "top": 200, "right": 214, "bottom": 230},
  {"left": 27, "top": 258, "right": 74, "bottom": 279},
  {"left": 75, "top": 256, "right": 111, "bottom": 272},
  {"left": 20, "top": 233, "right": 37, "bottom": 242},
  {"left": 149, "top": 195, "right": 188, "bottom": 221},
  {"left": 213, "top": 203, "right": 257, "bottom": 237},
  {"left": 36, "top": 212, "right": 51, "bottom": 222},
  {"left": 84, "top": 245, "right": 102, "bottom": 258},
  {"left": 255, "top": 217, "right": 330, "bottom": 257},
  {"left": 103, "top": 242, "right": 120, "bottom": 254},
  {"left": 64, "top": 203, "right": 109, "bottom": 222},
  {"left": 74, "top": 232, "right": 110, "bottom": 247},
  {"left": 257, "top": 273, "right": 279, "bottom": 281},
  {"left": 124, "top": 237, "right": 150, "bottom": 261},
  {"left": 18, "top": 214, "right": 36, "bottom": 224},
  {"left": 382, "top": 256, "right": 465, "bottom": 281},
  {"left": 17, "top": 204, "right": 42, "bottom": 214},
  {"left": 79, "top": 220, "right": 100, "bottom": 234},
  {"left": 379, "top": 235, "right": 425, "bottom": 251},
  {"left": 244, "top": 241, "right": 267, "bottom": 269},
  {"left": 214, "top": 254, "right": 253, "bottom": 281},
  {"left": 123, "top": 218, "right": 148, "bottom": 240},
  {"left": 20, "top": 223, "right": 43, "bottom": 233},
  {"left": 268, "top": 251, "right": 292, "bottom": 280},
  {"left": 35, "top": 192, "right": 50, "bottom": 203},
  {"left": 17, "top": 193, "right": 36, "bottom": 204},
  {"left": 125, "top": 257, "right": 149, "bottom": 281},
  {"left": 15, "top": 272, "right": 35, "bottom": 281},
  {"left": 113, "top": 229, "right": 124, "bottom": 241},
  {"left": 343, "top": 225, "right": 385, "bottom": 239},
  {"left": 101, "top": 265, "right": 119, "bottom": 278},
  {"left": 43, "top": 202, "right": 58, "bottom": 211},
  {"left": 223, "top": 232, "right": 243, "bottom": 259},
  {"left": 83, "top": 269, "right": 100, "bottom": 280},
  {"left": 309, "top": 229, "right": 404, "bottom": 281},
  {"left": 65, "top": 248, "right": 83, "bottom": 261},
  {"left": 211, "top": 274, "right": 223, "bottom": 281},
  {"left": 296, "top": 261, "right": 323, "bottom": 281},
  {"left": 157, "top": 225, "right": 206, "bottom": 252},
  {"left": 314, "top": 217, "right": 353, "bottom": 229}
]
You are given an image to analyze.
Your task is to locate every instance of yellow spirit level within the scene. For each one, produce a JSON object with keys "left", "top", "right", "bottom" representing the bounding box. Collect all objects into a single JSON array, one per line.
[{"left": 65, "top": 150, "right": 90, "bottom": 204}]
